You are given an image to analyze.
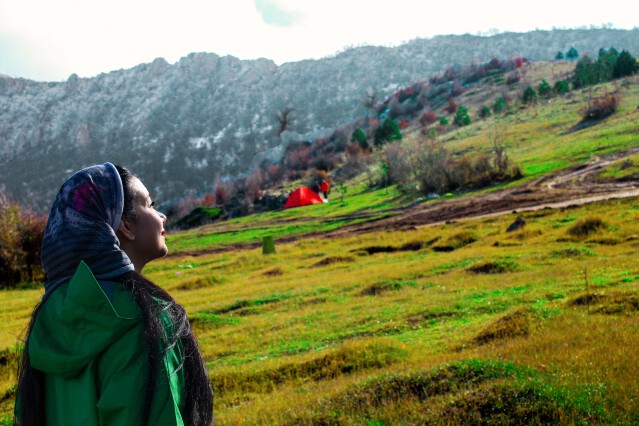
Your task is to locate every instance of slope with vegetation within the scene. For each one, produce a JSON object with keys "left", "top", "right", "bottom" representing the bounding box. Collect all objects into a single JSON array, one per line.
[{"left": 1, "top": 51, "right": 638, "bottom": 424}]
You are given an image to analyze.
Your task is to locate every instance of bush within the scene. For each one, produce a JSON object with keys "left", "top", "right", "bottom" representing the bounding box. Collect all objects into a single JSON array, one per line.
[
  {"left": 419, "top": 112, "right": 436, "bottom": 126},
  {"left": 351, "top": 128, "right": 369, "bottom": 151},
  {"left": 580, "top": 92, "right": 621, "bottom": 121},
  {"left": 0, "top": 198, "right": 46, "bottom": 287},
  {"left": 453, "top": 106, "right": 471, "bottom": 126},
  {"left": 537, "top": 79, "right": 552, "bottom": 98},
  {"left": 478, "top": 105, "right": 492, "bottom": 119},
  {"left": 373, "top": 118, "right": 402, "bottom": 147},
  {"left": 445, "top": 98, "right": 458, "bottom": 114},
  {"left": 553, "top": 80, "right": 570, "bottom": 94},
  {"left": 566, "top": 47, "right": 579, "bottom": 60},
  {"left": 383, "top": 137, "right": 521, "bottom": 197},
  {"left": 173, "top": 206, "right": 222, "bottom": 230},
  {"left": 506, "top": 72, "right": 521, "bottom": 85},
  {"left": 522, "top": 86, "right": 537, "bottom": 105},
  {"left": 613, "top": 50, "right": 637, "bottom": 78},
  {"left": 568, "top": 217, "right": 607, "bottom": 237},
  {"left": 493, "top": 97, "right": 509, "bottom": 113}
]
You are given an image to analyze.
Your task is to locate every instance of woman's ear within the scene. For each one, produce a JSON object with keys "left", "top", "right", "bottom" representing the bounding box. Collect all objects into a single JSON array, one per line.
[{"left": 117, "top": 217, "right": 136, "bottom": 242}]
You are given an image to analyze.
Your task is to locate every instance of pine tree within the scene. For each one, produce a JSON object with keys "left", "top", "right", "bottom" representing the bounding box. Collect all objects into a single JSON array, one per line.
[
  {"left": 493, "top": 97, "right": 509, "bottom": 113},
  {"left": 553, "top": 80, "right": 570, "bottom": 94},
  {"left": 537, "top": 79, "right": 552, "bottom": 98},
  {"left": 566, "top": 47, "right": 579, "bottom": 61},
  {"left": 453, "top": 106, "right": 471, "bottom": 126},
  {"left": 613, "top": 50, "right": 637, "bottom": 78},
  {"left": 522, "top": 86, "right": 537, "bottom": 105},
  {"left": 351, "top": 128, "right": 369, "bottom": 150},
  {"left": 573, "top": 55, "right": 598, "bottom": 89},
  {"left": 373, "top": 118, "right": 402, "bottom": 147},
  {"left": 478, "top": 105, "right": 492, "bottom": 119}
]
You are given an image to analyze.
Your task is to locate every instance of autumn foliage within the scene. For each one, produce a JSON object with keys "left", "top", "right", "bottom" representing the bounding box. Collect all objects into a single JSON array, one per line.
[
  {"left": 580, "top": 92, "right": 621, "bottom": 120},
  {"left": 0, "top": 194, "right": 47, "bottom": 287}
]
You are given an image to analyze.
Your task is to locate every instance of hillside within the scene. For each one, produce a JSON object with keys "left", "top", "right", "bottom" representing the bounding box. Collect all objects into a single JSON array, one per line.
[
  {"left": 1, "top": 28, "right": 638, "bottom": 211},
  {"left": 2, "top": 38, "right": 639, "bottom": 424}
]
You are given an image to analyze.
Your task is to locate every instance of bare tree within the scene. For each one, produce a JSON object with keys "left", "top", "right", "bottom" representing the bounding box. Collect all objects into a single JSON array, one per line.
[
  {"left": 363, "top": 88, "right": 378, "bottom": 112},
  {"left": 489, "top": 122, "right": 508, "bottom": 174},
  {"left": 275, "top": 107, "right": 295, "bottom": 135}
]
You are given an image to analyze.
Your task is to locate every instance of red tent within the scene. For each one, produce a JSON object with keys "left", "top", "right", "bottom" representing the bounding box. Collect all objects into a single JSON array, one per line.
[{"left": 284, "top": 186, "right": 323, "bottom": 209}]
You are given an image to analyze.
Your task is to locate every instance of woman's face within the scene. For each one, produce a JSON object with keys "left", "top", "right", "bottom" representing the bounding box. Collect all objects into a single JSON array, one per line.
[{"left": 120, "top": 177, "right": 168, "bottom": 270}]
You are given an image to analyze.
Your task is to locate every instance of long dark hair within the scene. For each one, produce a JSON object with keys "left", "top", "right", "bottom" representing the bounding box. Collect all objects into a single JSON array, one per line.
[
  {"left": 15, "top": 166, "right": 214, "bottom": 426},
  {"left": 116, "top": 166, "right": 213, "bottom": 426}
]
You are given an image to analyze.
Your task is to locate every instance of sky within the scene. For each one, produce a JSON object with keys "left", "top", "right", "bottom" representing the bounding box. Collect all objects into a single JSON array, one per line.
[{"left": 0, "top": 0, "right": 636, "bottom": 82}]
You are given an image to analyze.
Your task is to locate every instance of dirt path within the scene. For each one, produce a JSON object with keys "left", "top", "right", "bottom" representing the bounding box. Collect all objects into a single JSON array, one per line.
[
  {"left": 325, "top": 148, "right": 639, "bottom": 236},
  {"left": 171, "top": 150, "right": 639, "bottom": 257}
]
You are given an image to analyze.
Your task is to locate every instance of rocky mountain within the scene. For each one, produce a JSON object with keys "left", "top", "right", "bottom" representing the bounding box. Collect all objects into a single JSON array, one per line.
[{"left": 1, "top": 28, "right": 637, "bottom": 211}]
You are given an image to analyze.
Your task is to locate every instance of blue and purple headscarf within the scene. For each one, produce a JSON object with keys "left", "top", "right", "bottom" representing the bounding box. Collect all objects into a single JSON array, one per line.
[{"left": 41, "top": 163, "right": 135, "bottom": 294}]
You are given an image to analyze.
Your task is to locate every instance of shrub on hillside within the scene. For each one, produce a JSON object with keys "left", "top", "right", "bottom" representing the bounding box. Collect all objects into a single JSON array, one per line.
[
  {"left": 566, "top": 47, "right": 579, "bottom": 60},
  {"left": 553, "top": 80, "right": 570, "bottom": 95},
  {"left": 450, "top": 80, "right": 465, "bottom": 97},
  {"left": 580, "top": 92, "right": 621, "bottom": 121},
  {"left": 493, "top": 97, "right": 510, "bottom": 113},
  {"left": 0, "top": 197, "right": 46, "bottom": 287},
  {"left": 506, "top": 71, "right": 521, "bottom": 85},
  {"left": 453, "top": 106, "right": 471, "bottom": 126},
  {"left": 383, "top": 137, "right": 522, "bottom": 197},
  {"left": 444, "top": 98, "right": 458, "bottom": 114},
  {"left": 522, "top": 86, "right": 538, "bottom": 105},
  {"left": 478, "top": 105, "right": 492, "bottom": 119},
  {"left": 338, "top": 145, "right": 369, "bottom": 180},
  {"left": 537, "top": 79, "right": 552, "bottom": 98},
  {"left": 419, "top": 112, "right": 437, "bottom": 126},
  {"left": 351, "top": 128, "right": 369, "bottom": 151},
  {"left": 373, "top": 118, "right": 402, "bottom": 147},
  {"left": 613, "top": 50, "right": 637, "bottom": 78},
  {"left": 568, "top": 217, "right": 607, "bottom": 238}
]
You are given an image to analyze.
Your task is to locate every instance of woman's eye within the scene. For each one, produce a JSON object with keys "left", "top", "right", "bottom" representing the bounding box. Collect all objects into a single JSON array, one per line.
[{"left": 150, "top": 201, "right": 156, "bottom": 208}]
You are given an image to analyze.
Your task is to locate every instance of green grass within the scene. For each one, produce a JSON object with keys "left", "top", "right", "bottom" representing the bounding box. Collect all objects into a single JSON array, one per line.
[
  {"left": 3, "top": 74, "right": 639, "bottom": 425},
  {"left": 166, "top": 184, "right": 405, "bottom": 253}
]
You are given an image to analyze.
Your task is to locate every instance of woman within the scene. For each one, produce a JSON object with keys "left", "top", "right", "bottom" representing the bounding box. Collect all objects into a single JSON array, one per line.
[{"left": 15, "top": 163, "right": 214, "bottom": 425}]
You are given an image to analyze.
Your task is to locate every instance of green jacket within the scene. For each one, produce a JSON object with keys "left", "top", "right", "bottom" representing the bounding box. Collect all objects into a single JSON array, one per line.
[{"left": 25, "top": 261, "right": 186, "bottom": 425}]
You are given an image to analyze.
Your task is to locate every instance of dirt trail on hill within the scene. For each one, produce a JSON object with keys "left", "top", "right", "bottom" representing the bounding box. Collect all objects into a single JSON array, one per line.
[
  {"left": 329, "top": 147, "right": 639, "bottom": 236},
  {"left": 172, "top": 149, "right": 639, "bottom": 257}
]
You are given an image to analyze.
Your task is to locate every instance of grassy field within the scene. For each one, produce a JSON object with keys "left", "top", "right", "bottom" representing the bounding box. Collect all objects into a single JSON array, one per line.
[
  {"left": 6, "top": 195, "right": 639, "bottom": 424},
  {"left": 1, "top": 71, "right": 638, "bottom": 424}
]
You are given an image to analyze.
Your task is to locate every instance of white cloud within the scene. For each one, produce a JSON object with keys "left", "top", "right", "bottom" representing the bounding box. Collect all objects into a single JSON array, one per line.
[{"left": 0, "top": 0, "right": 635, "bottom": 81}]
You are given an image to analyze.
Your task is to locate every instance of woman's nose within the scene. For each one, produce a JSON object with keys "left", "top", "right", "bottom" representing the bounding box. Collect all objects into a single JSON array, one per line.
[{"left": 158, "top": 211, "right": 167, "bottom": 223}]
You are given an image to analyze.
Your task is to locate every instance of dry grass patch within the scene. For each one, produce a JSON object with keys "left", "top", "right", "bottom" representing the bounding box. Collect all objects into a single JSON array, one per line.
[
  {"left": 432, "top": 231, "right": 478, "bottom": 252},
  {"left": 359, "top": 280, "right": 416, "bottom": 296},
  {"left": 471, "top": 309, "right": 531, "bottom": 347},
  {"left": 211, "top": 340, "right": 406, "bottom": 396},
  {"left": 567, "top": 216, "right": 607, "bottom": 238},
  {"left": 174, "top": 275, "right": 222, "bottom": 290},
  {"left": 358, "top": 241, "right": 427, "bottom": 255},
  {"left": 568, "top": 291, "right": 639, "bottom": 315},
  {"left": 467, "top": 258, "right": 520, "bottom": 274},
  {"left": 283, "top": 359, "right": 602, "bottom": 425},
  {"left": 310, "top": 256, "right": 355, "bottom": 267},
  {"left": 262, "top": 266, "right": 284, "bottom": 277}
]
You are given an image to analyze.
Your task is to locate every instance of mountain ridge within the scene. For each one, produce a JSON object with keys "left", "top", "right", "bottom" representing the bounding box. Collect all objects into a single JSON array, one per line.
[{"left": 1, "top": 28, "right": 637, "bottom": 211}]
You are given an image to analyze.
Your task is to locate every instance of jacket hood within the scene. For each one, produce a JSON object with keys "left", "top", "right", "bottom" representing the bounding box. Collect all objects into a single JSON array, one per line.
[{"left": 29, "top": 261, "right": 141, "bottom": 378}]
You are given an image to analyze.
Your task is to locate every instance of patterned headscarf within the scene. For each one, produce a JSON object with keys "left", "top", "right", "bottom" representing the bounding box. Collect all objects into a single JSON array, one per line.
[{"left": 41, "top": 163, "right": 135, "bottom": 294}]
